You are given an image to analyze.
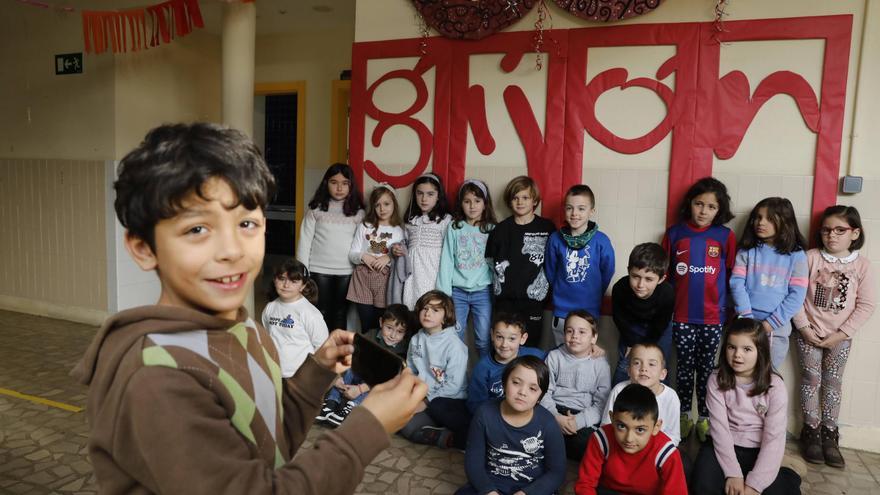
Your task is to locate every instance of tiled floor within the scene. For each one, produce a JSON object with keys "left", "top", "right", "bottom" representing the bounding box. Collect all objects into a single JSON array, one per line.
[{"left": 0, "top": 309, "right": 878, "bottom": 494}]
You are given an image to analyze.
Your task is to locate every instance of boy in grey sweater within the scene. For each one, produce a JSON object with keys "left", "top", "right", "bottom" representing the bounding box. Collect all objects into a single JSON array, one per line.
[{"left": 540, "top": 310, "right": 611, "bottom": 460}]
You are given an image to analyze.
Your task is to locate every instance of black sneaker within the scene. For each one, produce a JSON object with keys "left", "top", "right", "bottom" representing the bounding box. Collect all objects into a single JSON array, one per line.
[
  {"left": 325, "top": 402, "right": 355, "bottom": 427},
  {"left": 411, "top": 425, "right": 452, "bottom": 447},
  {"left": 316, "top": 400, "right": 340, "bottom": 423}
]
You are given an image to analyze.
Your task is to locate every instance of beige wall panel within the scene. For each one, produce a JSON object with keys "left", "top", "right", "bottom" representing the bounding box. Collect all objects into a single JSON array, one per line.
[
  {"left": 114, "top": 32, "right": 222, "bottom": 157},
  {"left": 0, "top": 159, "right": 106, "bottom": 313},
  {"left": 0, "top": 4, "right": 115, "bottom": 160}
]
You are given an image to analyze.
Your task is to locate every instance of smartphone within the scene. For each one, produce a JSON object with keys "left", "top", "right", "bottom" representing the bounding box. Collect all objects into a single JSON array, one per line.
[{"left": 351, "top": 333, "right": 406, "bottom": 387}]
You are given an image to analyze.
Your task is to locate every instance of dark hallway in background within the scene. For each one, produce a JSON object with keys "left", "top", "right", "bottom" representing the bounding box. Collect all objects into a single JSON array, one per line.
[{"left": 257, "top": 93, "right": 298, "bottom": 311}]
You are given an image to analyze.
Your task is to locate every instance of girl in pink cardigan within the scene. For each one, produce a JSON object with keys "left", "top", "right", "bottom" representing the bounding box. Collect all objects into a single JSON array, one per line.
[
  {"left": 793, "top": 205, "right": 876, "bottom": 468},
  {"left": 691, "top": 318, "right": 801, "bottom": 495}
]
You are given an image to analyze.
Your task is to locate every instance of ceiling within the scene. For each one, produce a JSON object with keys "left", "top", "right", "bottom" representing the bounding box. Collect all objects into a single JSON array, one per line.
[
  {"left": 200, "top": 0, "right": 356, "bottom": 35},
  {"left": 44, "top": 0, "right": 356, "bottom": 36}
]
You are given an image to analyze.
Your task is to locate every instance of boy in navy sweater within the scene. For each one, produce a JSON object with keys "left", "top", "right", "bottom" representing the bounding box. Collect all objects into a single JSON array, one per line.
[
  {"left": 610, "top": 243, "right": 675, "bottom": 385},
  {"left": 545, "top": 185, "right": 615, "bottom": 346}
]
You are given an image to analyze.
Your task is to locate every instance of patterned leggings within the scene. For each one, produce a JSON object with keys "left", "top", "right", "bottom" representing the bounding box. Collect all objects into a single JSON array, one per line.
[
  {"left": 674, "top": 322, "right": 722, "bottom": 417},
  {"left": 795, "top": 333, "right": 851, "bottom": 429}
]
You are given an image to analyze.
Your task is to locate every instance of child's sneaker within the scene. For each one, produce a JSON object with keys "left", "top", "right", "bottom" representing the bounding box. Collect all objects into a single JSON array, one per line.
[
  {"left": 412, "top": 425, "right": 453, "bottom": 448},
  {"left": 680, "top": 414, "right": 694, "bottom": 439},
  {"left": 695, "top": 417, "right": 710, "bottom": 442},
  {"left": 325, "top": 402, "right": 354, "bottom": 427},
  {"left": 316, "top": 400, "right": 339, "bottom": 424}
]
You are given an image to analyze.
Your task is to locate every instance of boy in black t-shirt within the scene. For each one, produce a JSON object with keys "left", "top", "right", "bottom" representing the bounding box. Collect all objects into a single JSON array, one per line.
[
  {"left": 610, "top": 243, "right": 675, "bottom": 385},
  {"left": 486, "top": 176, "right": 555, "bottom": 347}
]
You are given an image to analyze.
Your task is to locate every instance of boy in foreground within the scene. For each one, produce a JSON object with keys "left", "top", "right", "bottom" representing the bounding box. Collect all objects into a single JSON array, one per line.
[
  {"left": 576, "top": 384, "right": 687, "bottom": 495},
  {"left": 72, "top": 123, "right": 426, "bottom": 494}
]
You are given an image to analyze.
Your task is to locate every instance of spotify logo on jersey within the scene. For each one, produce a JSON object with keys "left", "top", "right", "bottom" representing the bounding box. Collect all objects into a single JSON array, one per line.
[{"left": 676, "top": 262, "right": 688, "bottom": 275}]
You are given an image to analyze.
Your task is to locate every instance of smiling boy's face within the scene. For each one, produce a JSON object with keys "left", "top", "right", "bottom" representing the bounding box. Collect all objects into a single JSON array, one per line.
[
  {"left": 627, "top": 346, "right": 667, "bottom": 393},
  {"left": 492, "top": 323, "right": 527, "bottom": 364},
  {"left": 125, "top": 177, "right": 265, "bottom": 320},
  {"left": 610, "top": 410, "right": 661, "bottom": 454}
]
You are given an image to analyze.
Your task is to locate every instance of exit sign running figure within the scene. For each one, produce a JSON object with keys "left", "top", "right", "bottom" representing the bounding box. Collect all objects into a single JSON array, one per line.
[{"left": 55, "top": 53, "right": 83, "bottom": 75}]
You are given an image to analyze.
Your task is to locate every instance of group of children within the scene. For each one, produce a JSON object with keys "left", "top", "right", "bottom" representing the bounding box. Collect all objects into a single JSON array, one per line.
[
  {"left": 277, "top": 162, "right": 876, "bottom": 494},
  {"left": 80, "top": 124, "right": 875, "bottom": 495}
]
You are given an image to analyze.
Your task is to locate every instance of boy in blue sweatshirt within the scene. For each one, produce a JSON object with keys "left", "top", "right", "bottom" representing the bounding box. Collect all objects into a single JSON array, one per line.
[
  {"left": 400, "top": 290, "right": 469, "bottom": 445},
  {"left": 545, "top": 185, "right": 615, "bottom": 346},
  {"left": 424, "top": 313, "right": 545, "bottom": 448}
]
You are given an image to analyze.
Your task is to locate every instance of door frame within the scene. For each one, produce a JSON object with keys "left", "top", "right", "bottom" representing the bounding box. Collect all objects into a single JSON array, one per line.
[{"left": 254, "top": 81, "right": 306, "bottom": 240}]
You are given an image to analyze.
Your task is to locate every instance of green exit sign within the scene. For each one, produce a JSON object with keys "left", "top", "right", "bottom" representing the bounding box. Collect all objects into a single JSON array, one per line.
[{"left": 55, "top": 53, "right": 83, "bottom": 75}]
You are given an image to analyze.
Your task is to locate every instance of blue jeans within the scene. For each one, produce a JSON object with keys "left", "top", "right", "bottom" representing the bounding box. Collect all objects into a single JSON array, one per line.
[
  {"left": 452, "top": 287, "right": 492, "bottom": 357},
  {"left": 612, "top": 322, "right": 673, "bottom": 386},
  {"left": 325, "top": 369, "right": 367, "bottom": 406}
]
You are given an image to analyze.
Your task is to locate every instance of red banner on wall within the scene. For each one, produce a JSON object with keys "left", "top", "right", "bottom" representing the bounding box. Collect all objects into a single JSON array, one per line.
[{"left": 349, "top": 15, "right": 852, "bottom": 236}]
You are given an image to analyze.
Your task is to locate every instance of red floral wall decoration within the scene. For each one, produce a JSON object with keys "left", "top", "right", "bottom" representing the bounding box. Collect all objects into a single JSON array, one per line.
[{"left": 349, "top": 15, "right": 852, "bottom": 238}]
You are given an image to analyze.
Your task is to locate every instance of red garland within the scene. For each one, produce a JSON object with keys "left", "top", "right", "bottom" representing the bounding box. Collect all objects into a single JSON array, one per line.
[{"left": 81, "top": 0, "right": 204, "bottom": 54}]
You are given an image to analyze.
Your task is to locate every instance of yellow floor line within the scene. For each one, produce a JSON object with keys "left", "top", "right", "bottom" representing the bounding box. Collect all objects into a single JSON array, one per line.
[{"left": 0, "top": 387, "right": 84, "bottom": 413}]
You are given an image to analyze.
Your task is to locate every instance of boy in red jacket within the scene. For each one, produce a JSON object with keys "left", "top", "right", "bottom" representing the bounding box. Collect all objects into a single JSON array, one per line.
[{"left": 575, "top": 383, "right": 687, "bottom": 495}]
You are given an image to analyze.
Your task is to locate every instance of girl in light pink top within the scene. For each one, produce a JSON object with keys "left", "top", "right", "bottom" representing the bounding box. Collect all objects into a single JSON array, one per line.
[
  {"left": 793, "top": 205, "right": 876, "bottom": 468},
  {"left": 691, "top": 318, "right": 801, "bottom": 495}
]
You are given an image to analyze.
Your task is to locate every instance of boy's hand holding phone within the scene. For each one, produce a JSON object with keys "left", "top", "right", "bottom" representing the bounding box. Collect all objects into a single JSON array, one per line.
[{"left": 313, "top": 329, "right": 355, "bottom": 374}]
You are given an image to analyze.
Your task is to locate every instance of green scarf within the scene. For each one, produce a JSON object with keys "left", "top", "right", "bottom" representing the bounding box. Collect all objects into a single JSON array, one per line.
[{"left": 561, "top": 221, "right": 598, "bottom": 249}]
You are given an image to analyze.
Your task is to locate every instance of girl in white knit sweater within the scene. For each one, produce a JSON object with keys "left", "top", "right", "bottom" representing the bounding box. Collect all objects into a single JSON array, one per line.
[{"left": 296, "top": 163, "right": 364, "bottom": 329}]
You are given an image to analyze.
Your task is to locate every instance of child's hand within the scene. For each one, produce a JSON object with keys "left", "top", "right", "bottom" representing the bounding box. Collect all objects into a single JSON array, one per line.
[
  {"left": 818, "top": 331, "right": 847, "bottom": 349},
  {"left": 798, "top": 325, "right": 823, "bottom": 346},
  {"left": 361, "top": 369, "right": 429, "bottom": 434},
  {"left": 590, "top": 345, "right": 606, "bottom": 359},
  {"left": 369, "top": 256, "right": 388, "bottom": 271},
  {"left": 375, "top": 254, "right": 391, "bottom": 268},
  {"left": 333, "top": 377, "right": 346, "bottom": 390},
  {"left": 361, "top": 253, "right": 376, "bottom": 270},
  {"left": 343, "top": 385, "right": 362, "bottom": 400},
  {"left": 313, "top": 330, "right": 355, "bottom": 374},
  {"left": 556, "top": 412, "right": 579, "bottom": 435},
  {"left": 724, "top": 477, "right": 745, "bottom": 495},
  {"left": 391, "top": 243, "right": 406, "bottom": 257}
]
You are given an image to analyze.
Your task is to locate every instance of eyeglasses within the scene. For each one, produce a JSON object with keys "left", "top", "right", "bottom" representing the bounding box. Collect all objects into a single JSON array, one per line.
[{"left": 819, "top": 227, "right": 855, "bottom": 236}]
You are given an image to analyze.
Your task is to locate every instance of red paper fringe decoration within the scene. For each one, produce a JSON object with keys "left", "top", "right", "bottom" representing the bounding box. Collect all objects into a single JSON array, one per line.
[{"left": 82, "top": 0, "right": 204, "bottom": 54}]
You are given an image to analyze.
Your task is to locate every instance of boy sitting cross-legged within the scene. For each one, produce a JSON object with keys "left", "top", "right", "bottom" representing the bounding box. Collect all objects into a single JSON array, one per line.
[
  {"left": 426, "top": 312, "right": 545, "bottom": 449},
  {"left": 576, "top": 384, "right": 688, "bottom": 495},
  {"left": 72, "top": 123, "right": 427, "bottom": 494},
  {"left": 318, "top": 304, "right": 413, "bottom": 427},
  {"left": 540, "top": 309, "right": 611, "bottom": 461},
  {"left": 400, "top": 290, "right": 469, "bottom": 446}
]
